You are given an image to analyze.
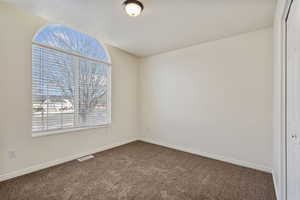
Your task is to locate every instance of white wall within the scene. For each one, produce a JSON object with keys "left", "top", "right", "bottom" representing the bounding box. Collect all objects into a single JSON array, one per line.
[
  {"left": 0, "top": 3, "right": 139, "bottom": 178},
  {"left": 139, "top": 28, "right": 273, "bottom": 172}
]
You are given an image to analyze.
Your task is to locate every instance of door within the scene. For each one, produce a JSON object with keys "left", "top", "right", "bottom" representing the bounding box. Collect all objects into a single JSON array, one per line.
[{"left": 287, "top": 1, "right": 300, "bottom": 199}]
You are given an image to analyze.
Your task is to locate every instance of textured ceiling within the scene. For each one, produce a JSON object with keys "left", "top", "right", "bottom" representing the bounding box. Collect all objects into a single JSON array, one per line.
[{"left": 2, "top": 0, "right": 276, "bottom": 57}]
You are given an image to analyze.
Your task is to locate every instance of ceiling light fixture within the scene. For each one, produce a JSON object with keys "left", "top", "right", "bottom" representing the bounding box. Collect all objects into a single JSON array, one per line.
[{"left": 123, "top": 0, "right": 144, "bottom": 17}]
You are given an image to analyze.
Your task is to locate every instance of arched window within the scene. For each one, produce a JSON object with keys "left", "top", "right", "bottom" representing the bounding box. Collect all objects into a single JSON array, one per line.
[{"left": 32, "top": 25, "right": 111, "bottom": 135}]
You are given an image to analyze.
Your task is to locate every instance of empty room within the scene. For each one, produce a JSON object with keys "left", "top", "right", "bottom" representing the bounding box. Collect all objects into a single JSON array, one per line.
[{"left": 0, "top": 0, "right": 298, "bottom": 199}]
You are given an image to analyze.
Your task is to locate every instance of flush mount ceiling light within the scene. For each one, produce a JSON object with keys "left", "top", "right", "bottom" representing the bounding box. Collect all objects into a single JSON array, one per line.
[{"left": 123, "top": 0, "right": 144, "bottom": 17}]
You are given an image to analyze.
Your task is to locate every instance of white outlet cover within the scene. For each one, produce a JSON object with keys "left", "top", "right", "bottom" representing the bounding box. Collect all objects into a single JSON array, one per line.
[{"left": 8, "top": 150, "right": 16, "bottom": 159}]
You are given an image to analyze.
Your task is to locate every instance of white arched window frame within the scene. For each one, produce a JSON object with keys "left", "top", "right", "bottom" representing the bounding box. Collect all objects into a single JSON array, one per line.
[{"left": 32, "top": 25, "right": 111, "bottom": 136}]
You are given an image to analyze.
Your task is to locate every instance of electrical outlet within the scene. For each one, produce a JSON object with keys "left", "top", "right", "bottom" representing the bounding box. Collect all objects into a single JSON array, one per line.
[{"left": 8, "top": 150, "right": 16, "bottom": 159}]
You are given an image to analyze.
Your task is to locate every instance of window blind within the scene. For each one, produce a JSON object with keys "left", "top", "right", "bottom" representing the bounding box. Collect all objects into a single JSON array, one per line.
[{"left": 32, "top": 44, "right": 109, "bottom": 132}]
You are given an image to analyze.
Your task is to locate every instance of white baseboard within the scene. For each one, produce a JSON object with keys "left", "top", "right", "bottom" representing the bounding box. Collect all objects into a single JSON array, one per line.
[
  {"left": 140, "top": 138, "right": 272, "bottom": 173},
  {"left": 0, "top": 138, "right": 272, "bottom": 182},
  {"left": 0, "top": 138, "right": 136, "bottom": 182}
]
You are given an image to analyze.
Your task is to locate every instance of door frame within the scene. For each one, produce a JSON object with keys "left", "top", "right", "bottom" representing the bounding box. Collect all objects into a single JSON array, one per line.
[
  {"left": 285, "top": 2, "right": 293, "bottom": 200},
  {"left": 278, "top": 0, "right": 293, "bottom": 200}
]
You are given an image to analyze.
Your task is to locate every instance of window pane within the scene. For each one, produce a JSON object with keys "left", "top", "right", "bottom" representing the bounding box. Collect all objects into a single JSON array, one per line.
[
  {"left": 33, "top": 25, "right": 109, "bottom": 62},
  {"left": 78, "top": 60, "right": 108, "bottom": 127},
  {"left": 32, "top": 45, "right": 76, "bottom": 131}
]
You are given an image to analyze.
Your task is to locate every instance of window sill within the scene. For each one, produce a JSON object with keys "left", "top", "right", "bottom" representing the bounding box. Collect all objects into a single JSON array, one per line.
[{"left": 32, "top": 124, "right": 111, "bottom": 138}]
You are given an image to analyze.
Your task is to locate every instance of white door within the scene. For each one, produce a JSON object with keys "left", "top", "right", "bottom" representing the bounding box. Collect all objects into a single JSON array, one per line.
[{"left": 287, "top": 1, "right": 300, "bottom": 199}]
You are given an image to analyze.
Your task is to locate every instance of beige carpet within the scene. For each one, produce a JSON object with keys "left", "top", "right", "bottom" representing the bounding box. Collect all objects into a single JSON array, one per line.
[{"left": 0, "top": 141, "right": 276, "bottom": 200}]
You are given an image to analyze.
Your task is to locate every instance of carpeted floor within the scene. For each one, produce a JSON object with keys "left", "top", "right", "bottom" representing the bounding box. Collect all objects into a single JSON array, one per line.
[{"left": 0, "top": 141, "right": 276, "bottom": 200}]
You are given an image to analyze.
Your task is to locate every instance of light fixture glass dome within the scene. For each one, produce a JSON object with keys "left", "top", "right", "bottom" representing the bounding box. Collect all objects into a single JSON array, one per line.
[{"left": 123, "top": 0, "right": 144, "bottom": 17}]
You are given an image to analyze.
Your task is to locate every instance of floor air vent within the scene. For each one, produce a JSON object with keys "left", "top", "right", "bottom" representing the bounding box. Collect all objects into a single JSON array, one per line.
[{"left": 77, "top": 155, "right": 95, "bottom": 162}]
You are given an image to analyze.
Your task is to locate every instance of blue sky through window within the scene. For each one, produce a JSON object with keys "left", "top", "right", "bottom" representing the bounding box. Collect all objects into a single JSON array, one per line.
[{"left": 33, "top": 25, "right": 108, "bottom": 62}]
